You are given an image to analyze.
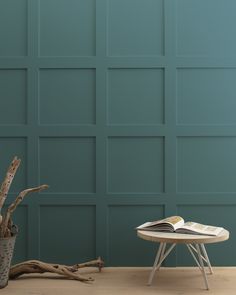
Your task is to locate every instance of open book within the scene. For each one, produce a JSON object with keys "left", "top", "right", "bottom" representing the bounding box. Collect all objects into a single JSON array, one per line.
[{"left": 136, "top": 216, "right": 224, "bottom": 236}]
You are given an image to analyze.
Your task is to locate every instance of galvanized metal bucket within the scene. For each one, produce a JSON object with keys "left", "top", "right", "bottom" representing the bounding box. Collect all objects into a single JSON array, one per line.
[{"left": 0, "top": 234, "right": 17, "bottom": 288}]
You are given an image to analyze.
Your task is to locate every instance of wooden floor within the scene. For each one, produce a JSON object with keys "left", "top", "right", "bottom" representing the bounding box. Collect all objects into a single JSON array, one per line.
[{"left": 1, "top": 267, "right": 236, "bottom": 295}]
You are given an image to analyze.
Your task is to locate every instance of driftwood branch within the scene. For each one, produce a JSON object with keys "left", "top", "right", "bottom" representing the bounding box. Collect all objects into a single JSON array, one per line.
[
  {"left": 71, "top": 257, "right": 104, "bottom": 272},
  {"left": 0, "top": 184, "right": 49, "bottom": 237},
  {"left": 0, "top": 158, "right": 104, "bottom": 285},
  {"left": 9, "top": 257, "right": 104, "bottom": 282},
  {"left": 0, "top": 157, "right": 21, "bottom": 224}
]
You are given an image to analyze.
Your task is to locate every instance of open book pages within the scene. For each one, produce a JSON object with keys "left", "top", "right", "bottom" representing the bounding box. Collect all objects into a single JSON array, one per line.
[
  {"left": 175, "top": 222, "right": 224, "bottom": 236},
  {"left": 136, "top": 216, "right": 184, "bottom": 232},
  {"left": 136, "top": 216, "right": 224, "bottom": 236}
]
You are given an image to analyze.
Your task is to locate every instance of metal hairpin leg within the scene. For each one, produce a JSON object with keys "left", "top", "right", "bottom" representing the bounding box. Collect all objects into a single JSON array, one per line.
[
  {"left": 186, "top": 243, "right": 212, "bottom": 290},
  {"left": 157, "top": 243, "right": 166, "bottom": 271},
  {"left": 148, "top": 242, "right": 176, "bottom": 286},
  {"left": 196, "top": 244, "right": 209, "bottom": 290},
  {"left": 186, "top": 243, "right": 213, "bottom": 274},
  {"left": 201, "top": 244, "right": 213, "bottom": 274}
]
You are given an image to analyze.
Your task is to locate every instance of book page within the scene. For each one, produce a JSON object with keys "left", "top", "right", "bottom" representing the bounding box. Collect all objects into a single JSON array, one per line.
[
  {"left": 179, "top": 222, "right": 223, "bottom": 236},
  {"left": 136, "top": 216, "right": 184, "bottom": 231},
  {"left": 161, "top": 216, "right": 185, "bottom": 230},
  {"left": 136, "top": 221, "right": 154, "bottom": 230}
]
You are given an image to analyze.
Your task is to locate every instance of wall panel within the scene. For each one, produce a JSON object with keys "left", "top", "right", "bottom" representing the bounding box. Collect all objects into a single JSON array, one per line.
[
  {"left": 0, "top": 69, "right": 27, "bottom": 125},
  {"left": 108, "top": 0, "right": 164, "bottom": 56},
  {"left": 0, "top": 0, "right": 236, "bottom": 266},
  {"left": 39, "top": 137, "right": 96, "bottom": 194},
  {"left": 107, "top": 137, "right": 164, "bottom": 194},
  {"left": 177, "top": 0, "right": 236, "bottom": 56},
  {"left": 39, "top": 69, "right": 96, "bottom": 125},
  {"left": 39, "top": 0, "right": 96, "bottom": 56},
  {"left": 39, "top": 205, "right": 96, "bottom": 264},
  {"left": 177, "top": 68, "right": 236, "bottom": 125},
  {"left": 0, "top": 0, "right": 27, "bottom": 56},
  {"left": 107, "top": 68, "right": 164, "bottom": 125},
  {"left": 177, "top": 137, "right": 236, "bottom": 193}
]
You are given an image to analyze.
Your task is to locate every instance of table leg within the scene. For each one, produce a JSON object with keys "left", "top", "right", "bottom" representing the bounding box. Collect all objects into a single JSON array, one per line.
[
  {"left": 196, "top": 244, "right": 209, "bottom": 290},
  {"left": 157, "top": 243, "right": 166, "bottom": 271},
  {"left": 148, "top": 243, "right": 176, "bottom": 286},
  {"left": 148, "top": 242, "right": 164, "bottom": 286},
  {"left": 201, "top": 244, "right": 213, "bottom": 274},
  {"left": 186, "top": 244, "right": 202, "bottom": 271},
  {"left": 186, "top": 244, "right": 213, "bottom": 275}
]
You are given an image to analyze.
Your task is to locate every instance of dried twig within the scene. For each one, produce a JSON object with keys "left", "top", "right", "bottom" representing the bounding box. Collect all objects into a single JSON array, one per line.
[
  {"left": 9, "top": 257, "right": 104, "bottom": 282},
  {"left": 71, "top": 256, "right": 104, "bottom": 272},
  {"left": 0, "top": 157, "right": 21, "bottom": 224},
  {"left": 0, "top": 185, "right": 49, "bottom": 237}
]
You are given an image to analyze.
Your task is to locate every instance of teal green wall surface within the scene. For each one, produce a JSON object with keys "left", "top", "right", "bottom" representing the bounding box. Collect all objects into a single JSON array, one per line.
[{"left": 0, "top": 0, "right": 236, "bottom": 266}]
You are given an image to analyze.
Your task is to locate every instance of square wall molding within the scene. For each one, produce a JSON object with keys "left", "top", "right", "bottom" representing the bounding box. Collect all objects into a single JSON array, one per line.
[
  {"left": 0, "top": 0, "right": 27, "bottom": 56},
  {"left": 39, "top": 205, "right": 96, "bottom": 264},
  {"left": 177, "top": 68, "right": 236, "bottom": 125},
  {"left": 39, "top": 69, "right": 96, "bottom": 125},
  {"left": 0, "top": 69, "right": 27, "bottom": 125},
  {"left": 107, "top": 68, "right": 164, "bottom": 125},
  {"left": 108, "top": 0, "right": 164, "bottom": 56},
  {"left": 177, "top": 137, "right": 236, "bottom": 193},
  {"left": 39, "top": 0, "right": 96, "bottom": 56},
  {"left": 177, "top": 0, "right": 236, "bottom": 57},
  {"left": 107, "top": 136, "right": 164, "bottom": 194},
  {"left": 39, "top": 137, "right": 96, "bottom": 194}
]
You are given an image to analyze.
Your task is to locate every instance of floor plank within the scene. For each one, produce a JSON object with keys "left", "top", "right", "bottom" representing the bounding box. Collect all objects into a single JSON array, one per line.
[{"left": 1, "top": 267, "right": 236, "bottom": 295}]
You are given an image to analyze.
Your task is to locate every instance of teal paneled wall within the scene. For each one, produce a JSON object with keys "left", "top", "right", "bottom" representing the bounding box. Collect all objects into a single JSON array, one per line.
[
  {"left": 0, "top": 0, "right": 235, "bottom": 266},
  {"left": 40, "top": 205, "right": 96, "bottom": 264}
]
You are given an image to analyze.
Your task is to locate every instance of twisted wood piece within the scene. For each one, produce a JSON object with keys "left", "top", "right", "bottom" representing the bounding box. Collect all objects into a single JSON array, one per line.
[{"left": 10, "top": 257, "right": 104, "bottom": 282}]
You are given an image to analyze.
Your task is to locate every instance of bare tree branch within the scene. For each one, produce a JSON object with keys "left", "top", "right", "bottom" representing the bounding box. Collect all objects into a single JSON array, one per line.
[
  {"left": 9, "top": 258, "right": 104, "bottom": 282},
  {"left": 0, "top": 184, "right": 49, "bottom": 237},
  {"left": 0, "top": 157, "right": 21, "bottom": 223}
]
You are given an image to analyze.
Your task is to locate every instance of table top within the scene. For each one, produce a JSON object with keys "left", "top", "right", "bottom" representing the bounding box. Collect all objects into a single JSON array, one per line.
[{"left": 137, "top": 229, "right": 229, "bottom": 244}]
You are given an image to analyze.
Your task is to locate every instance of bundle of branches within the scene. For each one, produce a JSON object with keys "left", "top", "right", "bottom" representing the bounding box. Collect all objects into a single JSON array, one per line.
[
  {"left": 0, "top": 156, "right": 104, "bottom": 282},
  {"left": 0, "top": 157, "right": 48, "bottom": 238}
]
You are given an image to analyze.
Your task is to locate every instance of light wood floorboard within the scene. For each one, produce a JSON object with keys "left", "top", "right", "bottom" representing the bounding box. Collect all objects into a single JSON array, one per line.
[{"left": 1, "top": 267, "right": 236, "bottom": 295}]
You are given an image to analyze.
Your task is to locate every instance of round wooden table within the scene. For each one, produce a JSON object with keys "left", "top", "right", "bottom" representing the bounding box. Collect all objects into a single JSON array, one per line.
[{"left": 137, "top": 229, "right": 229, "bottom": 290}]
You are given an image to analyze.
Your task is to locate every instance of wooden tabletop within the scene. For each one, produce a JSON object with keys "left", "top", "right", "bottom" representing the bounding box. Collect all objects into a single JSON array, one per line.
[{"left": 137, "top": 229, "right": 229, "bottom": 244}]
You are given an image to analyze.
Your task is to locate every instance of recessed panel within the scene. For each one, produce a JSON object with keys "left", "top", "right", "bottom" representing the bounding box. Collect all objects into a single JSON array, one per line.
[
  {"left": 108, "top": 137, "right": 164, "bottom": 193},
  {"left": 177, "top": 205, "right": 235, "bottom": 266},
  {"left": 39, "top": 69, "right": 95, "bottom": 125},
  {"left": 108, "top": 205, "right": 164, "bottom": 266},
  {"left": 177, "top": 69, "right": 236, "bottom": 125},
  {"left": 177, "top": 0, "right": 236, "bottom": 56},
  {"left": 108, "top": 69, "right": 164, "bottom": 125},
  {"left": 0, "top": 70, "right": 27, "bottom": 125},
  {"left": 0, "top": 0, "right": 27, "bottom": 56},
  {"left": 40, "top": 206, "right": 96, "bottom": 264},
  {"left": 0, "top": 138, "right": 27, "bottom": 193},
  {"left": 177, "top": 137, "right": 236, "bottom": 192},
  {"left": 108, "top": 0, "right": 164, "bottom": 56},
  {"left": 39, "top": 137, "right": 95, "bottom": 193},
  {"left": 10, "top": 206, "right": 28, "bottom": 263},
  {"left": 39, "top": 0, "right": 95, "bottom": 56}
]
